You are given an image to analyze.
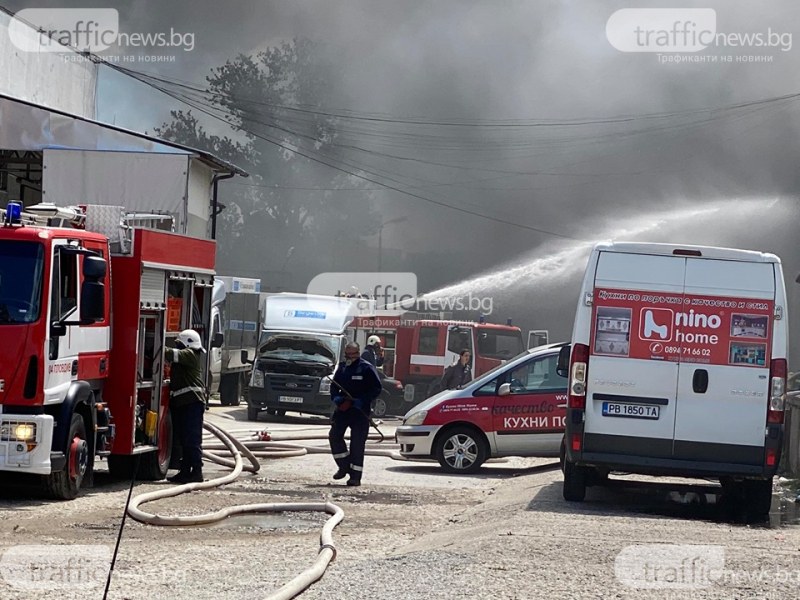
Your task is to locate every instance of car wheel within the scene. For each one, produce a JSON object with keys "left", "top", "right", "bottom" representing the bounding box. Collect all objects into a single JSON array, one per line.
[
  {"left": 563, "top": 459, "right": 587, "bottom": 502},
  {"left": 434, "top": 426, "right": 488, "bottom": 474},
  {"left": 373, "top": 394, "right": 388, "bottom": 418}
]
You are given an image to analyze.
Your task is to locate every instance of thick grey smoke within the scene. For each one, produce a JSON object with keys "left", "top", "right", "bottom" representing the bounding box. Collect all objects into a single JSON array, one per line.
[{"left": 5, "top": 0, "right": 800, "bottom": 347}]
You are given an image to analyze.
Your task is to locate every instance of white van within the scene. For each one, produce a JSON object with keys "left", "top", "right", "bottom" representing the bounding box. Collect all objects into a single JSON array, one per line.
[{"left": 561, "top": 242, "right": 788, "bottom": 517}]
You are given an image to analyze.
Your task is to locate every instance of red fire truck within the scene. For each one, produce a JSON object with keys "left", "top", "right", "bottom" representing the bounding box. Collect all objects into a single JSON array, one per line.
[
  {"left": 0, "top": 201, "right": 215, "bottom": 499},
  {"left": 349, "top": 315, "right": 525, "bottom": 403}
]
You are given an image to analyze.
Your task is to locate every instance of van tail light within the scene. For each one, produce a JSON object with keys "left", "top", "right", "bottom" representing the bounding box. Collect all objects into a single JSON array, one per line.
[
  {"left": 765, "top": 447, "right": 777, "bottom": 467},
  {"left": 568, "top": 343, "right": 589, "bottom": 410},
  {"left": 571, "top": 432, "right": 582, "bottom": 452},
  {"left": 767, "top": 358, "right": 786, "bottom": 425}
]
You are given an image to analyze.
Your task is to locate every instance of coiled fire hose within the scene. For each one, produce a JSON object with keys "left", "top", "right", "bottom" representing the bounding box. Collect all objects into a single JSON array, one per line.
[{"left": 125, "top": 420, "right": 406, "bottom": 599}]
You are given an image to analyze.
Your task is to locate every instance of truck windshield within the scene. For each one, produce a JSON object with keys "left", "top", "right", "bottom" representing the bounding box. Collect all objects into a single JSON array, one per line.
[
  {"left": 476, "top": 329, "right": 524, "bottom": 359},
  {"left": 0, "top": 241, "right": 44, "bottom": 324},
  {"left": 258, "top": 331, "right": 338, "bottom": 365}
]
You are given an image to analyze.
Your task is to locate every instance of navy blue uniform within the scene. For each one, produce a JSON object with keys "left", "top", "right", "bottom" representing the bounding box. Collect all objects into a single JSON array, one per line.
[{"left": 328, "top": 358, "right": 382, "bottom": 483}]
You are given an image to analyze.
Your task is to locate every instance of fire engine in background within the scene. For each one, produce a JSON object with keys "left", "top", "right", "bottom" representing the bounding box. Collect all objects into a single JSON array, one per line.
[
  {"left": 349, "top": 315, "right": 525, "bottom": 406},
  {"left": 0, "top": 201, "right": 214, "bottom": 499}
]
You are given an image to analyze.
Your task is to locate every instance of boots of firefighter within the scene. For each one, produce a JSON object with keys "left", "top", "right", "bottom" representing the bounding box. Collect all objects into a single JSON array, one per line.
[
  {"left": 168, "top": 467, "right": 192, "bottom": 483},
  {"left": 186, "top": 465, "right": 204, "bottom": 483}
]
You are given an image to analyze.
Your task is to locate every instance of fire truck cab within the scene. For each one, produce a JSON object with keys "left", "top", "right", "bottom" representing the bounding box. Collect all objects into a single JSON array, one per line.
[{"left": 0, "top": 201, "right": 214, "bottom": 499}]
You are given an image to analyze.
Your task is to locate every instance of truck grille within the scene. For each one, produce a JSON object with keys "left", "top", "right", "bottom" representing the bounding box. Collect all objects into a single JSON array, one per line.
[{"left": 266, "top": 376, "right": 317, "bottom": 393}]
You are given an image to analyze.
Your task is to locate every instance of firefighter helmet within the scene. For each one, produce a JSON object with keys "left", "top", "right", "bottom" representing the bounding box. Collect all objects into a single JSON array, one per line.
[
  {"left": 367, "top": 335, "right": 381, "bottom": 347},
  {"left": 177, "top": 329, "right": 203, "bottom": 351}
]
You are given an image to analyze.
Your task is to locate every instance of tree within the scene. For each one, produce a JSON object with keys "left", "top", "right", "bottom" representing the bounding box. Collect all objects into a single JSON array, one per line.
[{"left": 154, "top": 38, "right": 380, "bottom": 286}]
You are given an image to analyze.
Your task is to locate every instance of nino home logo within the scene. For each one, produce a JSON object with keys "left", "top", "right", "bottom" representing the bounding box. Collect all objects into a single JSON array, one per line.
[{"left": 640, "top": 309, "right": 722, "bottom": 345}]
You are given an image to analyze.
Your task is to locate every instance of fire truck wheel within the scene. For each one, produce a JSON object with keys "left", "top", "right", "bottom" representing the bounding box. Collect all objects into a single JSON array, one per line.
[
  {"left": 138, "top": 410, "right": 173, "bottom": 480},
  {"left": 434, "top": 426, "right": 488, "bottom": 474},
  {"left": 372, "top": 394, "right": 388, "bottom": 419},
  {"left": 44, "top": 413, "right": 89, "bottom": 500}
]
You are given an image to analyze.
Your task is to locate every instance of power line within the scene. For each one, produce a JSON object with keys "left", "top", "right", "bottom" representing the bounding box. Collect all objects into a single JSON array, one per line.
[{"left": 112, "top": 64, "right": 800, "bottom": 129}]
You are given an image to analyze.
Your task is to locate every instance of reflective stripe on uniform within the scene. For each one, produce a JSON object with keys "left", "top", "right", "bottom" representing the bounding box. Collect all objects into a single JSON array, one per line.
[
  {"left": 171, "top": 386, "right": 205, "bottom": 397},
  {"left": 351, "top": 464, "right": 363, "bottom": 471},
  {"left": 173, "top": 349, "right": 179, "bottom": 362},
  {"left": 333, "top": 452, "right": 349, "bottom": 459}
]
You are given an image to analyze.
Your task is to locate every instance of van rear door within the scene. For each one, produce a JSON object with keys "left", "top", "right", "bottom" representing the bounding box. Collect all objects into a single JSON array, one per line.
[
  {"left": 672, "top": 259, "right": 774, "bottom": 465},
  {"left": 583, "top": 252, "right": 685, "bottom": 458}
]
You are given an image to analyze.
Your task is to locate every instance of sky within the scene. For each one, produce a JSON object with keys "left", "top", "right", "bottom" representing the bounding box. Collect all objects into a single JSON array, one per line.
[{"left": 3, "top": 0, "right": 800, "bottom": 341}]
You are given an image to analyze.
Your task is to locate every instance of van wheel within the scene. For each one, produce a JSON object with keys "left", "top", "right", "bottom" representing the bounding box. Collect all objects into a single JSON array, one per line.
[
  {"left": 247, "top": 404, "right": 260, "bottom": 421},
  {"left": 44, "top": 413, "right": 89, "bottom": 500},
  {"left": 435, "top": 426, "right": 487, "bottom": 473},
  {"left": 563, "top": 460, "right": 587, "bottom": 502},
  {"left": 744, "top": 479, "right": 773, "bottom": 518},
  {"left": 559, "top": 437, "right": 566, "bottom": 473}
]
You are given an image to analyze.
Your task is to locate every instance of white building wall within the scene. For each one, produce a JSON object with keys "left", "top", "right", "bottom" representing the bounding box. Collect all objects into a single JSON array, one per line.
[
  {"left": 187, "top": 159, "right": 214, "bottom": 238},
  {"left": 0, "top": 10, "right": 97, "bottom": 119}
]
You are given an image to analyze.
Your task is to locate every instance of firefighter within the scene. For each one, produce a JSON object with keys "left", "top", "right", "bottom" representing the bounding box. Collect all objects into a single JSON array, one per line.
[
  {"left": 329, "top": 342, "right": 382, "bottom": 486},
  {"left": 441, "top": 349, "right": 473, "bottom": 390},
  {"left": 361, "top": 334, "right": 384, "bottom": 368},
  {"left": 166, "top": 329, "right": 207, "bottom": 484}
]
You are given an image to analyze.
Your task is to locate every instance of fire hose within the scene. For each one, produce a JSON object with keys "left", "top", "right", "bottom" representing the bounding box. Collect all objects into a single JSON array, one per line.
[{"left": 121, "top": 420, "right": 406, "bottom": 599}]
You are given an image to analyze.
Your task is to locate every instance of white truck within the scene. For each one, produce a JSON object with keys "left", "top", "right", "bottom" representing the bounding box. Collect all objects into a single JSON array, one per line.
[
  {"left": 245, "top": 293, "right": 357, "bottom": 420},
  {"left": 208, "top": 276, "right": 262, "bottom": 406}
]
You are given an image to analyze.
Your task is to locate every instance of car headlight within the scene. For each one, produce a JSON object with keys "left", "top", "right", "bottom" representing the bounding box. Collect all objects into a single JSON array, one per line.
[
  {"left": 0, "top": 422, "right": 36, "bottom": 441},
  {"left": 319, "top": 376, "right": 332, "bottom": 395},
  {"left": 251, "top": 369, "right": 264, "bottom": 388},
  {"left": 404, "top": 410, "right": 428, "bottom": 426}
]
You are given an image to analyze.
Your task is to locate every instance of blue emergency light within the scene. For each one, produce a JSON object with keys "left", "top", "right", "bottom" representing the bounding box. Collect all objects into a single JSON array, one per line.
[{"left": 4, "top": 201, "right": 22, "bottom": 226}]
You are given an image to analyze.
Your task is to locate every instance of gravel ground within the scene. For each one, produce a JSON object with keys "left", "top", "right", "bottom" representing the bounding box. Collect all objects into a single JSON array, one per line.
[{"left": 0, "top": 404, "right": 798, "bottom": 600}]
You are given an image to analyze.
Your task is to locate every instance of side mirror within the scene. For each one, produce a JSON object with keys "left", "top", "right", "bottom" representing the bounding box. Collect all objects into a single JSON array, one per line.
[
  {"left": 79, "top": 281, "right": 105, "bottom": 324},
  {"left": 556, "top": 345, "right": 571, "bottom": 377},
  {"left": 211, "top": 332, "right": 224, "bottom": 349},
  {"left": 498, "top": 382, "right": 511, "bottom": 397},
  {"left": 83, "top": 255, "right": 107, "bottom": 281},
  {"left": 50, "top": 322, "right": 67, "bottom": 338},
  {"left": 241, "top": 349, "right": 254, "bottom": 365}
]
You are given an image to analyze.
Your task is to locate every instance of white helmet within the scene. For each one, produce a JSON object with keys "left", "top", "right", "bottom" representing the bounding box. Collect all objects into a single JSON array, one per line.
[
  {"left": 177, "top": 329, "right": 203, "bottom": 351},
  {"left": 367, "top": 335, "right": 381, "bottom": 347}
]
